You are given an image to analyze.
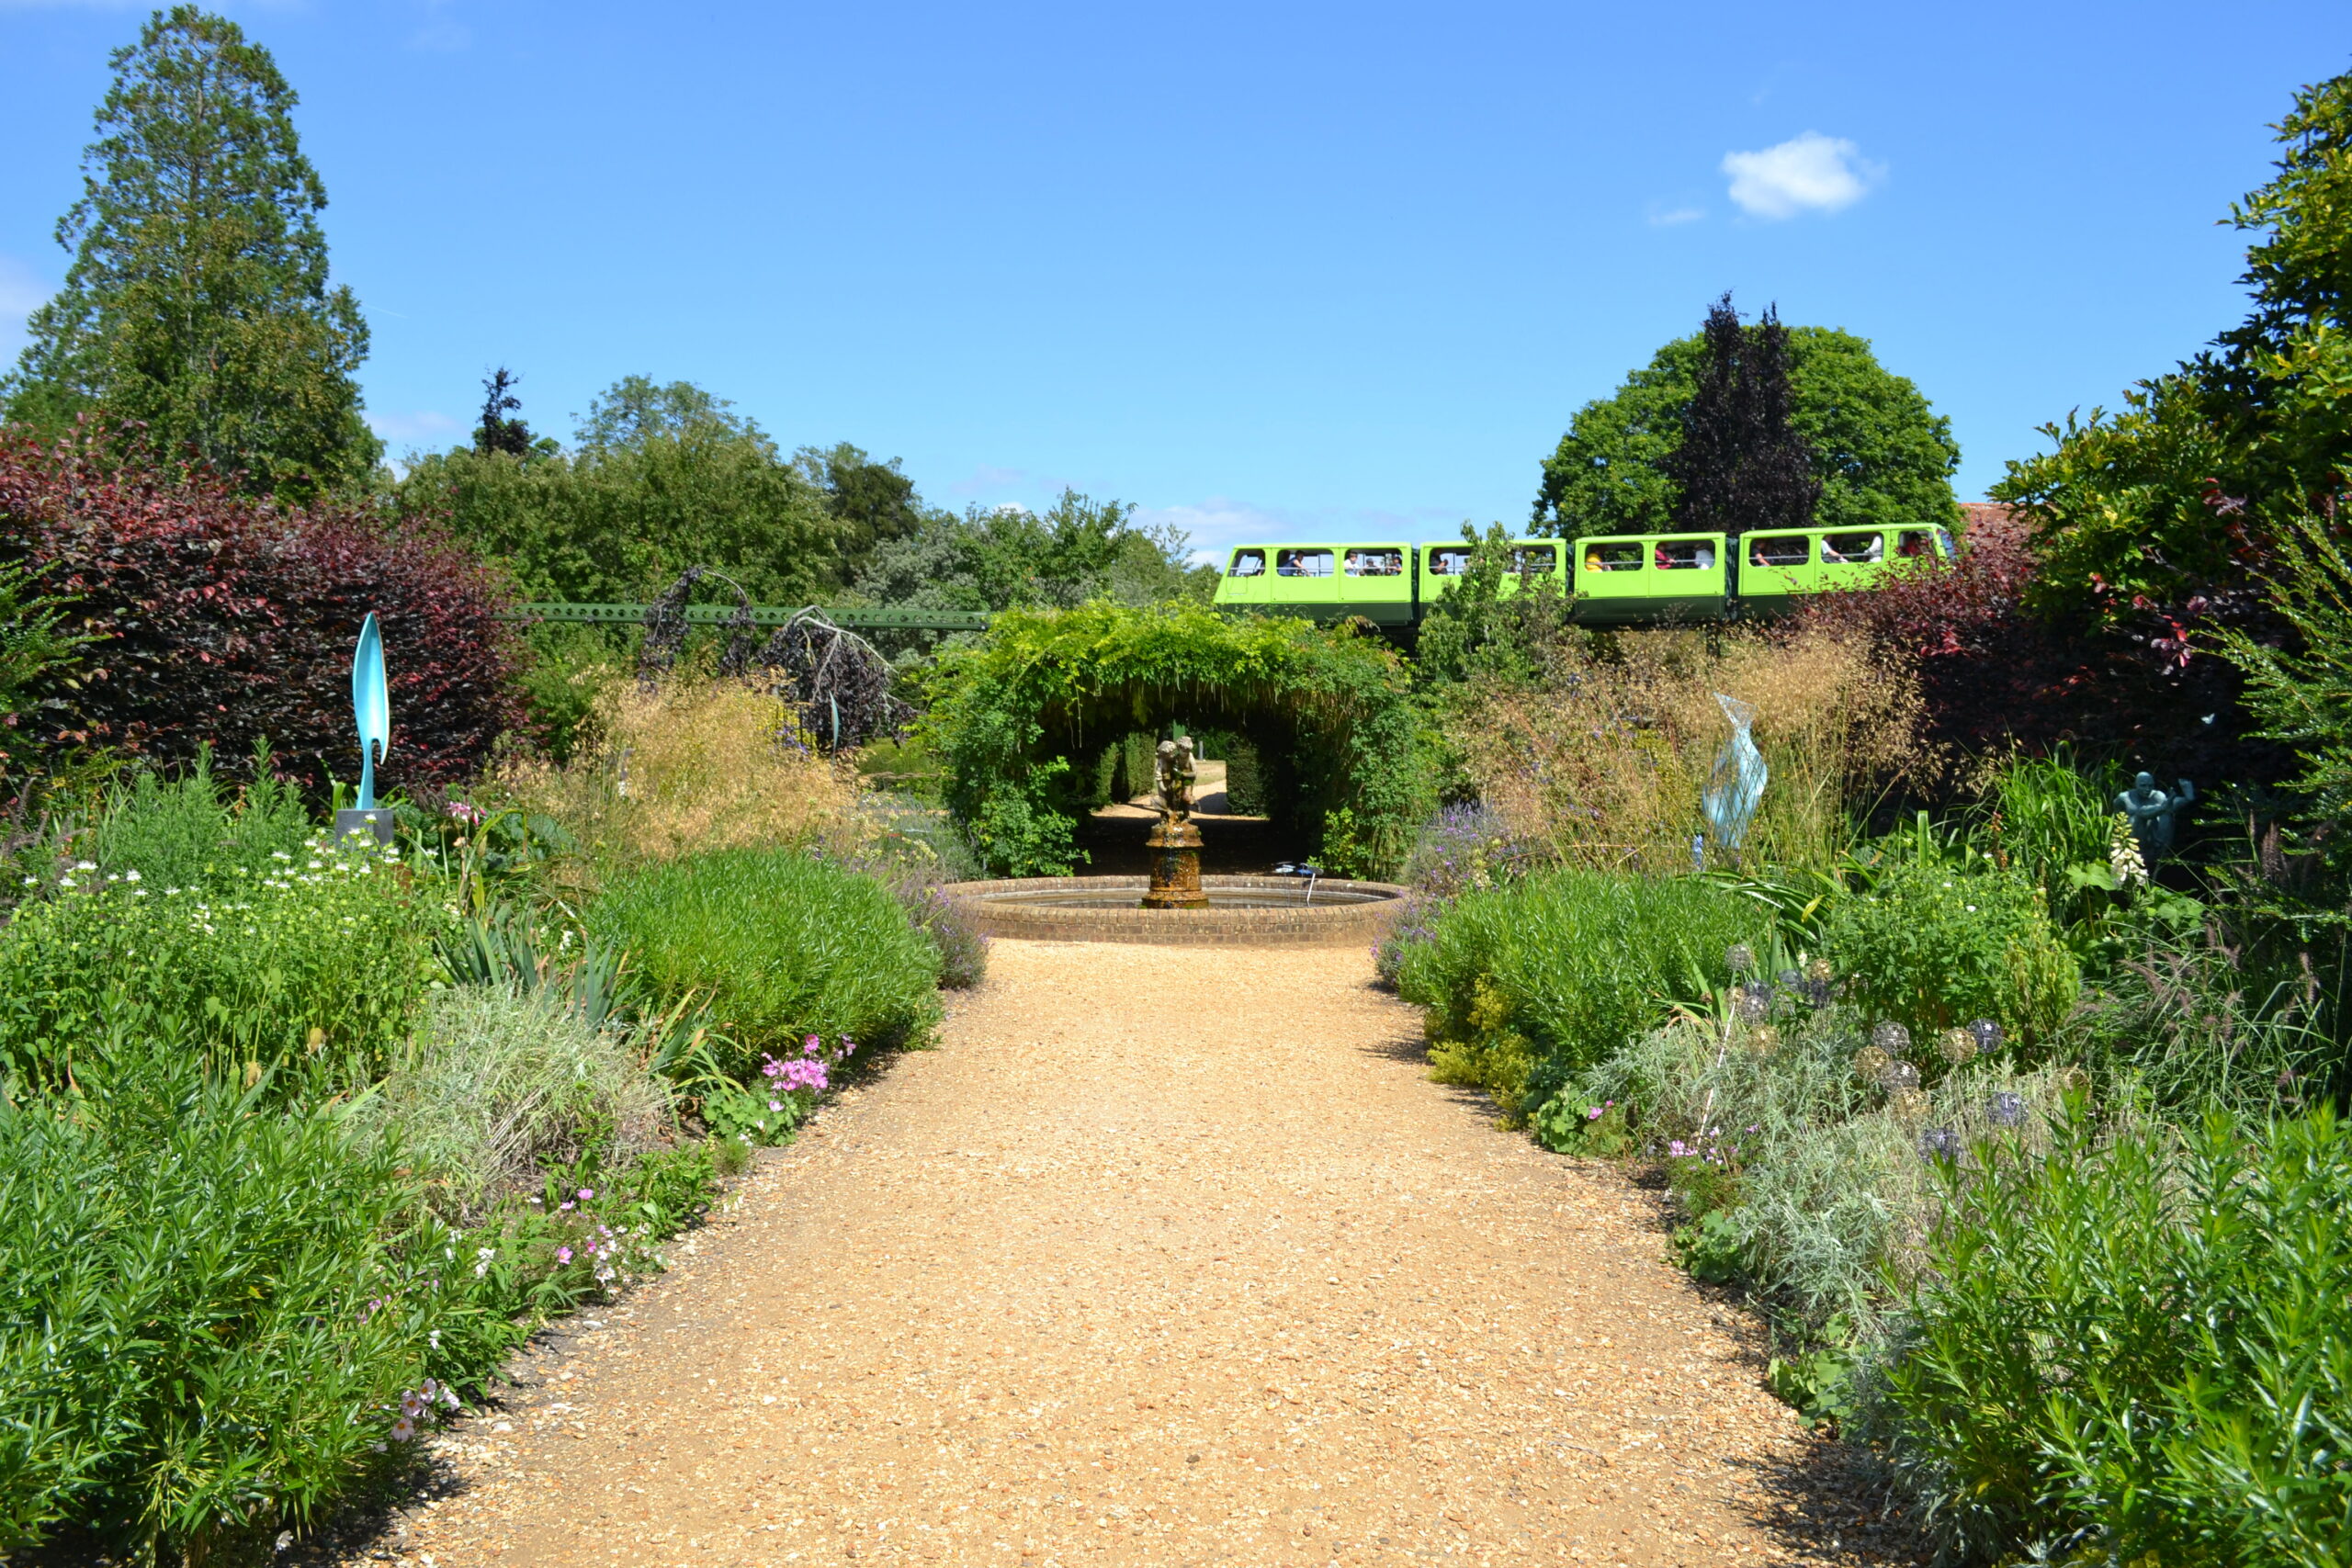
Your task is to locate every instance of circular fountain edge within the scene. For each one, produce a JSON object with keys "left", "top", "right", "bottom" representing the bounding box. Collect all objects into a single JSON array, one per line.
[{"left": 941, "top": 874, "right": 1409, "bottom": 947}]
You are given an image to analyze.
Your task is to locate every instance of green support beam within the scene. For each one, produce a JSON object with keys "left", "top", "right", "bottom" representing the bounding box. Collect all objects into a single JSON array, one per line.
[{"left": 502, "top": 602, "right": 992, "bottom": 632}]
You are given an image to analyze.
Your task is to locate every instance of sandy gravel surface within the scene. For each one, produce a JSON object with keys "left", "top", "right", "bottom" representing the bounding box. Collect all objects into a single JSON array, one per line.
[{"left": 322, "top": 940, "right": 1917, "bottom": 1568}]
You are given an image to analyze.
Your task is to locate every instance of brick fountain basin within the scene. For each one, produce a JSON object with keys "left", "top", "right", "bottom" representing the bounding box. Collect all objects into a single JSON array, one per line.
[{"left": 940, "top": 874, "right": 1408, "bottom": 947}]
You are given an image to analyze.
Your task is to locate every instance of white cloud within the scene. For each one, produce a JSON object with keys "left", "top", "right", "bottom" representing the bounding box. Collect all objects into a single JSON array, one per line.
[
  {"left": 948, "top": 464, "right": 1028, "bottom": 498},
  {"left": 367, "top": 409, "right": 463, "bottom": 446},
  {"left": 1721, "top": 131, "right": 1882, "bottom": 220},
  {"left": 0, "top": 255, "right": 53, "bottom": 368},
  {"left": 1134, "top": 498, "right": 1295, "bottom": 560},
  {"left": 1647, "top": 204, "right": 1705, "bottom": 228}
]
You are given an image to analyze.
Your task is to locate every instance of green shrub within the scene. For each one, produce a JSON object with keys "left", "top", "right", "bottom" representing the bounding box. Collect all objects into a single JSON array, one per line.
[
  {"left": 1191, "top": 728, "right": 1266, "bottom": 814},
  {"left": 1394, "top": 870, "right": 1766, "bottom": 1116},
  {"left": 1822, "top": 858, "right": 2080, "bottom": 1048},
  {"left": 369, "top": 984, "right": 678, "bottom": 1223},
  {"left": 587, "top": 846, "right": 943, "bottom": 1077},
  {"left": 0, "top": 831, "right": 442, "bottom": 1091},
  {"left": 78, "top": 746, "right": 316, "bottom": 894},
  {"left": 1883, "top": 1107, "right": 2352, "bottom": 1568},
  {"left": 0, "top": 1036, "right": 448, "bottom": 1559}
]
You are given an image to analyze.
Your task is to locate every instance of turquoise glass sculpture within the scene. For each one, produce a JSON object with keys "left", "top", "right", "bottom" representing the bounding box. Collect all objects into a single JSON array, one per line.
[{"left": 352, "top": 612, "right": 389, "bottom": 810}]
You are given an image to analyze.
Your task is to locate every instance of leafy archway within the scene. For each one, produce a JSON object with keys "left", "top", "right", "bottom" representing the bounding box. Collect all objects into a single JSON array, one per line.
[{"left": 922, "top": 603, "right": 1431, "bottom": 876}]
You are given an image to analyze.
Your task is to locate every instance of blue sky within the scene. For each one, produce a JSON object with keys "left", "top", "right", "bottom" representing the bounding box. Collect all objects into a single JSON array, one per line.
[{"left": 0, "top": 2, "right": 2342, "bottom": 558}]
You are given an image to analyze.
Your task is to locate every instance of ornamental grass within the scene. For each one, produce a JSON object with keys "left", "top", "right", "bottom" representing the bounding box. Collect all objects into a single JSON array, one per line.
[{"left": 1457, "top": 624, "right": 1933, "bottom": 874}]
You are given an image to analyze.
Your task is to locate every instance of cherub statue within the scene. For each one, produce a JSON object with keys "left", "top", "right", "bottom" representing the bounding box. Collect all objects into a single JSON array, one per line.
[
  {"left": 2116, "top": 771, "right": 2195, "bottom": 864},
  {"left": 1154, "top": 736, "right": 1197, "bottom": 823}
]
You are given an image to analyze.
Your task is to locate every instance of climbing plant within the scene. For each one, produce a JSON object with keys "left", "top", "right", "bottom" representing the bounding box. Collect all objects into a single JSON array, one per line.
[{"left": 922, "top": 602, "right": 1431, "bottom": 877}]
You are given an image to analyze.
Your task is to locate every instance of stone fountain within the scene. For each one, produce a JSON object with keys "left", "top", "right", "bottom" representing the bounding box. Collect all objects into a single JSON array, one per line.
[
  {"left": 934, "top": 729, "right": 1408, "bottom": 944},
  {"left": 1140, "top": 736, "right": 1209, "bottom": 909}
]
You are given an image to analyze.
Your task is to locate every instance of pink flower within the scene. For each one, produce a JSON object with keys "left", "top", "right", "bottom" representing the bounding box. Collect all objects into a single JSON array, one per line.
[
  {"left": 557, "top": 1246, "right": 573, "bottom": 1265},
  {"left": 802, "top": 1034, "right": 821, "bottom": 1057},
  {"left": 578, "top": 1188, "right": 594, "bottom": 1201}
]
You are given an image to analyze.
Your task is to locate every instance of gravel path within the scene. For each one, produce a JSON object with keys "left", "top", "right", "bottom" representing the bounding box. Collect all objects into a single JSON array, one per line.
[{"left": 329, "top": 941, "right": 1917, "bottom": 1567}]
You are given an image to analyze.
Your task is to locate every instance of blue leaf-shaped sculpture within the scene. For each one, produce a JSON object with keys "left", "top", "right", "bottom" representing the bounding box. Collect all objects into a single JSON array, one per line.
[{"left": 352, "top": 612, "right": 390, "bottom": 810}]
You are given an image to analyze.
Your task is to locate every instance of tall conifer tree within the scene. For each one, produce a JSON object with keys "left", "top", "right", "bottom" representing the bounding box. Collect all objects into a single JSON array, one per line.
[
  {"left": 0, "top": 6, "right": 378, "bottom": 499},
  {"left": 1662, "top": 294, "right": 1820, "bottom": 538}
]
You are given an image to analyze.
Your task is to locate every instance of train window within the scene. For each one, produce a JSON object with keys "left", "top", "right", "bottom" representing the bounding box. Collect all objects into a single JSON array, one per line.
[
  {"left": 1428, "top": 548, "right": 1474, "bottom": 575},
  {"left": 1748, "top": 535, "right": 1807, "bottom": 567},
  {"left": 1228, "top": 548, "right": 1266, "bottom": 577},
  {"left": 1510, "top": 546, "right": 1558, "bottom": 575},
  {"left": 1343, "top": 547, "right": 1404, "bottom": 577},
  {"left": 1653, "top": 539, "right": 1714, "bottom": 570},
  {"left": 1937, "top": 527, "right": 1957, "bottom": 558},
  {"left": 1822, "top": 531, "right": 1885, "bottom": 564},
  {"left": 1894, "top": 530, "right": 1937, "bottom": 559},
  {"left": 1581, "top": 542, "right": 1644, "bottom": 572},
  {"left": 1275, "top": 548, "right": 1333, "bottom": 578}
]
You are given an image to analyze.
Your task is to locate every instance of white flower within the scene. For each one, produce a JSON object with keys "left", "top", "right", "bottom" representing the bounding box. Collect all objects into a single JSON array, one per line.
[
  {"left": 58, "top": 878, "right": 74, "bottom": 890},
  {"left": 123, "top": 869, "right": 140, "bottom": 883},
  {"left": 19, "top": 876, "right": 32, "bottom": 887},
  {"left": 74, "top": 860, "right": 95, "bottom": 872}
]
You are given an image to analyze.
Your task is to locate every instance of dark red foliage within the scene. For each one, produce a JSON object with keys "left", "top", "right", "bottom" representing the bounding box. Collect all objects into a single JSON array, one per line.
[
  {"left": 1792, "top": 518, "right": 2296, "bottom": 788},
  {"left": 0, "top": 421, "right": 526, "bottom": 792}
]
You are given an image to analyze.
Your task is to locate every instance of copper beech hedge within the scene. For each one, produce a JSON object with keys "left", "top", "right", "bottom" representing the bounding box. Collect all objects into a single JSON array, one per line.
[
  {"left": 0, "top": 422, "right": 526, "bottom": 792},
  {"left": 1792, "top": 520, "right": 2295, "bottom": 789}
]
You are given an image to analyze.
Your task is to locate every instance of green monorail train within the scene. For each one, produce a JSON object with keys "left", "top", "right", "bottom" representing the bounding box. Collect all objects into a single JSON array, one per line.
[{"left": 1210, "top": 524, "right": 1957, "bottom": 627}]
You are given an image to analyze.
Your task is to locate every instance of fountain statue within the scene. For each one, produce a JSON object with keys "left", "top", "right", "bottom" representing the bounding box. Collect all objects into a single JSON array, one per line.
[{"left": 1140, "top": 736, "right": 1209, "bottom": 909}]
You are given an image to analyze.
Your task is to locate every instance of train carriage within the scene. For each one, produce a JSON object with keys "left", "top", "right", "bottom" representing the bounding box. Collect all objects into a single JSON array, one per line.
[{"left": 1211, "top": 524, "right": 1955, "bottom": 627}]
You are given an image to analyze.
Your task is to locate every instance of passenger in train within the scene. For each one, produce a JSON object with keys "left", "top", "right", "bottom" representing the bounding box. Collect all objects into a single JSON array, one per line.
[{"left": 1653, "top": 540, "right": 1714, "bottom": 570}]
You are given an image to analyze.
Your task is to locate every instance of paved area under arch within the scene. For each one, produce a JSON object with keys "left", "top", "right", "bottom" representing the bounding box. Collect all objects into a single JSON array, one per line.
[{"left": 327, "top": 942, "right": 1917, "bottom": 1568}]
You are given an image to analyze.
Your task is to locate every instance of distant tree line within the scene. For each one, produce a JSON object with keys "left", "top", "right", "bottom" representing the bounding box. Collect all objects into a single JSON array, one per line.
[{"left": 0, "top": 6, "right": 1212, "bottom": 637}]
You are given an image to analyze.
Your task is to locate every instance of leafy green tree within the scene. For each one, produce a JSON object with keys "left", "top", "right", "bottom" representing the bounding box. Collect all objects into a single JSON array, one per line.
[
  {"left": 794, "top": 442, "right": 928, "bottom": 579},
  {"left": 1534, "top": 320, "right": 1959, "bottom": 542},
  {"left": 1992, "top": 71, "right": 2352, "bottom": 628},
  {"left": 393, "top": 375, "right": 842, "bottom": 605},
  {"left": 853, "top": 491, "right": 1212, "bottom": 612},
  {"left": 1413, "top": 523, "right": 1575, "bottom": 687},
  {"left": 0, "top": 6, "right": 377, "bottom": 499}
]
